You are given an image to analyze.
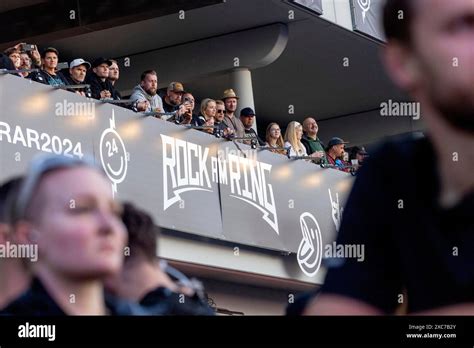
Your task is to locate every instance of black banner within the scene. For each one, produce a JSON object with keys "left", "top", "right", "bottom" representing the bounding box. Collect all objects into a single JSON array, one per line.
[{"left": 0, "top": 316, "right": 472, "bottom": 345}]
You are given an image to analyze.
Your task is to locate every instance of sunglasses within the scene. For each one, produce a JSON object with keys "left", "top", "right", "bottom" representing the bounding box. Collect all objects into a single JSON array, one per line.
[{"left": 217, "top": 110, "right": 225, "bottom": 113}]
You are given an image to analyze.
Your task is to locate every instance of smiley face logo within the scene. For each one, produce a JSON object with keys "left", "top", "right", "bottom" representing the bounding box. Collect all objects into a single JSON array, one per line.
[
  {"left": 357, "top": 0, "right": 371, "bottom": 22},
  {"left": 297, "top": 212, "right": 323, "bottom": 277},
  {"left": 100, "top": 110, "right": 128, "bottom": 194}
]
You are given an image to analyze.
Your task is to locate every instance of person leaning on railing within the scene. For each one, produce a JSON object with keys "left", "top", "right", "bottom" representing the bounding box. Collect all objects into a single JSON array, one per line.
[
  {"left": 3, "top": 47, "right": 22, "bottom": 77},
  {"left": 28, "top": 47, "right": 68, "bottom": 87},
  {"left": 63, "top": 59, "right": 93, "bottom": 98},
  {"left": 196, "top": 98, "right": 217, "bottom": 135},
  {"left": 86, "top": 57, "right": 121, "bottom": 101},
  {"left": 284, "top": 121, "right": 308, "bottom": 157},
  {"left": 301, "top": 117, "right": 327, "bottom": 165},
  {"left": 265, "top": 122, "right": 287, "bottom": 155},
  {"left": 130, "top": 70, "right": 164, "bottom": 114}
]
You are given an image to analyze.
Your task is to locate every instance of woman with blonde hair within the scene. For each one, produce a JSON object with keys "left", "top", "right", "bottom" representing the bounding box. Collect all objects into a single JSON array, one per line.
[
  {"left": 265, "top": 123, "right": 286, "bottom": 155},
  {"left": 198, "top": 98, "right": 216, "bottom": 135},
  {"left": 284, "top": 121, "right": 308, "bottom": 157}
]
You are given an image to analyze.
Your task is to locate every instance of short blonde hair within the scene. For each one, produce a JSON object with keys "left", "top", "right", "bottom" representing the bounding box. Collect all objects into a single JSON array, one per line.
[{"left": 200, "top": 98, "right": 216, "bottom": 118}]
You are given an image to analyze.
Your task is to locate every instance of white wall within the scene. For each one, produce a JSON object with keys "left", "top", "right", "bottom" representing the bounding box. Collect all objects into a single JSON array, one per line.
[{"left": 321, "top": 0, "right": 354, "bottom": 30}]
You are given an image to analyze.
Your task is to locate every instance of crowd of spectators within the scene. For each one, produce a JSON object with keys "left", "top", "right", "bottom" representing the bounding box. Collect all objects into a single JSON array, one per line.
[{"left": 0, "top": 43, "right": 368, "bottom": 172}]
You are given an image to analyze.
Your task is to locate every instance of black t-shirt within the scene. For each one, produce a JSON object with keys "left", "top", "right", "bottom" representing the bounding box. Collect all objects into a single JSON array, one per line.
[
  {"left": 163, "top": 99, "right": 178, "bottom": 113},
  {"left": 0, "top": 278, "right": 150, "bottom": 316},
  {"left": 321, "top": 136, "right": 474, "bottom": 313},
  {"left": 140, "top": 287, "right": 215, "bottom": 316},
  {"left": 0, "top": 53, "right": 16, "bottom": 72},
  {"left": 28, "top": 70, "right": 68, "bottom": 87},
  {"left": 244, "top": 128, "right": 265, "bottom": 146}
]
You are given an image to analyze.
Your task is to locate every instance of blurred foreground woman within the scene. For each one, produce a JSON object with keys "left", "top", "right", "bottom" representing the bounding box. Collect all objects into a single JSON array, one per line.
[{"left": 1, "top": 154, "right": 146, "bottom": 315}]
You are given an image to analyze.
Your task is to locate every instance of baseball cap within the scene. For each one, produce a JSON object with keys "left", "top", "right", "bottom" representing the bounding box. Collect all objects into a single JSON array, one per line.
[
  {"left": 240, "top": 107, "right": 255, "bottom": 117},
  {"left": 92, "top": 57, "right": 112, "bottom": 68},
  {"left": 70, "top": 58, "right": 91, "bottom": 69},
  {"left": 327, "top": 137, "right": 349, "bottom": 149},
  {"left": 167, "top": 82, "right": 185, "bottom": 93},
  {"left": 353, "top": 146, "right": 368, "bottom": 155}
]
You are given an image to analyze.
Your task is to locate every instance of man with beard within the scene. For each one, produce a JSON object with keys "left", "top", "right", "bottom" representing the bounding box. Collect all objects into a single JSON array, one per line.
[
  {"left": 163, "top": 82, "right": 184, "bottom": 113},
  {"left": 130, "top": 70, "right": 164, "bottom": 114},
  {"left": 222, "top": 89, "right": 245, "bottom": 138},
  {"left": 307, "top": 0, "right": 474, "bottom": 315}
]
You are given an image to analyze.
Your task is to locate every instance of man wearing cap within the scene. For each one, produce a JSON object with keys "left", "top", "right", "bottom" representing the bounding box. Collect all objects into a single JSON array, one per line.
[
  {"left": 163, "top": 82, "right": 185, "bottom": 113},
  {"left": 222, "top": 89, "right": 245, "bottom": 138},
  {"left": 28, "top": 47, "right": 68, "bottom": 87},
  {"left": 325, "top": 137, "right": 350, "bottom": 172},
  {"left": 87, "top": 57, "right": 120, "bottom": 101},
  {"left": 64, "top": 58, "right": 92, "bottom": 98},
  {"left": 240, "top": 107, "right": 265, "bottom": 146},
  {"left": 349, "top": 146, "right": 368, "bottom": 168}
]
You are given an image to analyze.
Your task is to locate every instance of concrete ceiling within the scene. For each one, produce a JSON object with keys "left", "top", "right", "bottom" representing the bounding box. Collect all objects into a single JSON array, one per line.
[
  {"left": 0, "top": 0, "right": 46, "bottom": 13},
  {"left": 39, "top": 0, "right": 405, "bottom": 129}
]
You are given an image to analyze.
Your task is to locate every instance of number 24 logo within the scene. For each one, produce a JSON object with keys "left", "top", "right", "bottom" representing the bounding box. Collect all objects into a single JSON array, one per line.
[{"left": 106, "top": 139, "right": 119, "bottom": 157}]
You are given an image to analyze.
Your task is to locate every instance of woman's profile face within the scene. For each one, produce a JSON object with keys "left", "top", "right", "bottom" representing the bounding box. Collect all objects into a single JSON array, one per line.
[
  {"left": 205, "top": 101, "right": 216, "bottom": 117},
  {"left": 31, "top": 167, "right": 127, "bottom": 279}
]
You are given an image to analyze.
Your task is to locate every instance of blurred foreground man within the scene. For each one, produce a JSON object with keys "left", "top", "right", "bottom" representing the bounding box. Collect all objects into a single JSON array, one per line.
[
  {"left": 106, "top": 203, "right": 214, "bottom": 316},
  {"left": 307, "top": 0, "right": 474, "bottom": 315},
  {"left": 0, "top": 177, "right": 30, "bottom": 309}
]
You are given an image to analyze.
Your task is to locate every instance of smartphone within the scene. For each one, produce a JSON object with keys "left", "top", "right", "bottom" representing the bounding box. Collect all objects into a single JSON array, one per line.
[{"left": 20, "top": 44, "right": 35, "bottom": 52}]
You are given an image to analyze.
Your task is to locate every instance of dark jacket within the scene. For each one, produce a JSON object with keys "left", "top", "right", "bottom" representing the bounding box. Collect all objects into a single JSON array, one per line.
[
  {"left": 214, "top": 120, "right": 228, "bottom": 138},
  {"left": 163, "top": 98, "right": 178, "bottom": 113},
  {"left": 0, "top": 278, "right": 150, "bottom": 316},
  {"left": 86, "top": 73, "right": 120, "bottom": 100},
  {"left": 0, "top": 53, "right": 16, "bottom": 72},
  {"left": 28, "top": 70, "right": 68, "bottom": 87},
  {"left": 64, "top": 75, "right": 93, "bottom": 98},
  {"left": 140, "top": 287, "right": 215, "bottom": 316}
]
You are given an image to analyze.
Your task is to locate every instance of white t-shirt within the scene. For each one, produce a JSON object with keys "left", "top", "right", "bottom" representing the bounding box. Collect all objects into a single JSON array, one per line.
[{"left": 285, "top": 141, "right": 307, "bottom": 157}]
